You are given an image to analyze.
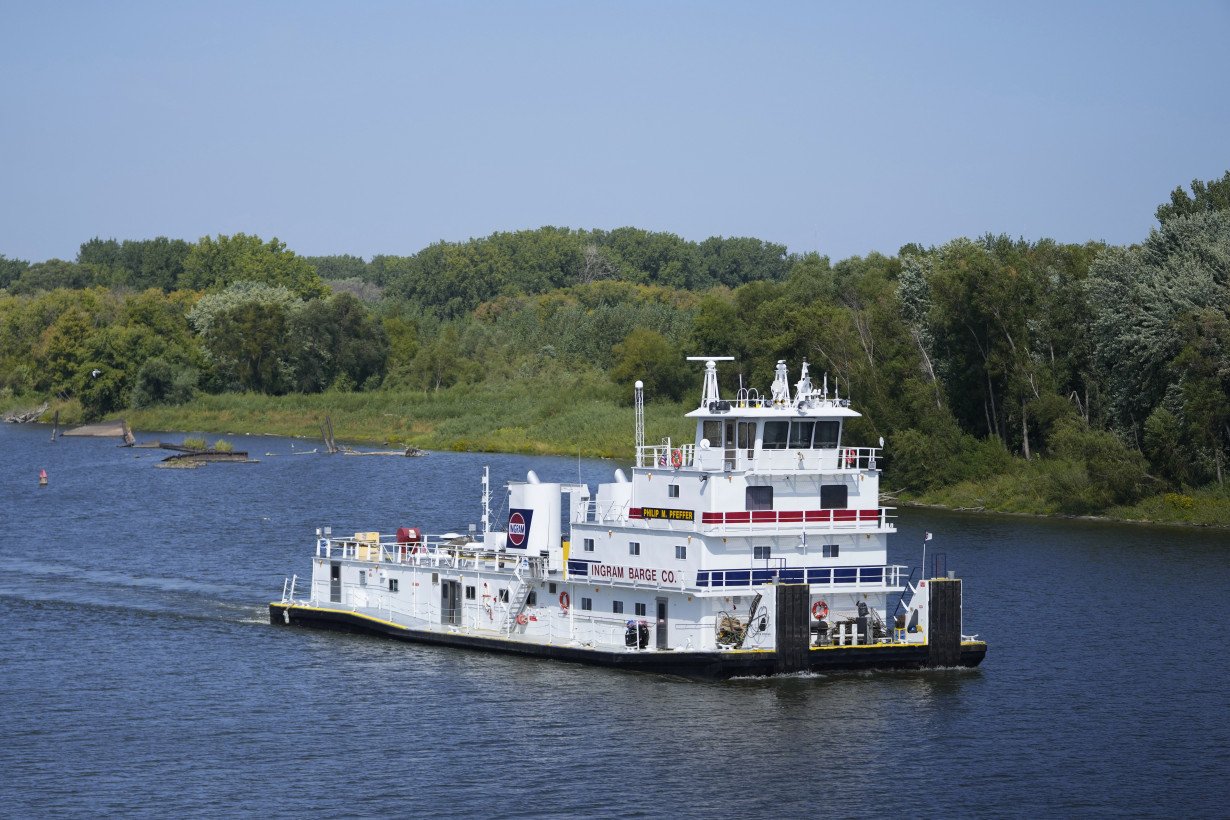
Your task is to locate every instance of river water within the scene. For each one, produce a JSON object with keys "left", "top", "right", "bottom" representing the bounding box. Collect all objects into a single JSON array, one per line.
[{"left": 1, "top": 424, "right": 1227, "bottom": 817}]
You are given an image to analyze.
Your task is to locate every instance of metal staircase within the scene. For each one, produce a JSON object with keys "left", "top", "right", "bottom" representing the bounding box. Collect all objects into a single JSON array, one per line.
[{"left": 501, "top": 557, "right": 540, "bottom": 633}]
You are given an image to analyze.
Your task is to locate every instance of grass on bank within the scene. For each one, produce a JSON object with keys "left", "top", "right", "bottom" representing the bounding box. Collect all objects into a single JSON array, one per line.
[
  {"left": 6, "top": 389, "right": 1229, "bottom": 527},
  {"left": 118, "top": 379, "right": 693, "bottom": 460},
  {"left": 906, "top": 457, "right": 1230, "bottom": 527}
]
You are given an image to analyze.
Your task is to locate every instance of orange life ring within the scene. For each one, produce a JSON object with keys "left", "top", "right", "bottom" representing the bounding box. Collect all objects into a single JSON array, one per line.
[
  {"left": 671, "top": 449, "right": 683, "bottom": 468},
  {"left": 559, "top": 591, "right": 570, "bottom": 610},
  {"left": 812, "top": 600, "right": 829, "bottom": 620},
  {"left": 515, "top": 613, "right": 528, "bottom": 626}
]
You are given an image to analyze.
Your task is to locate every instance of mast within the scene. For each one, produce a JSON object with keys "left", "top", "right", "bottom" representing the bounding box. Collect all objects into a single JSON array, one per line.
[{"left": 634, "top": 379, "right": 645, "bottom": 454}]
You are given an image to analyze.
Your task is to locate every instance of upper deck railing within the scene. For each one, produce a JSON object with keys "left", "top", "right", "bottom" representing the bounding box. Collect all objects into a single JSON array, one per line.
[
  {"left": 637, "top": 443, "right": 881, "bottom": 474},
  {"left": 572, "top": 499, "right": 895, "bottom": 533},
  {"left": 315, "top": 534, "right": 548, "bottom": 577}
]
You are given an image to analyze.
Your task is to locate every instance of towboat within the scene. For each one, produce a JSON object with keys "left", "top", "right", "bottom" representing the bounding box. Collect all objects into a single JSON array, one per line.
[{"left": 270, "top": 359, "right": 987, "bottom": 678}]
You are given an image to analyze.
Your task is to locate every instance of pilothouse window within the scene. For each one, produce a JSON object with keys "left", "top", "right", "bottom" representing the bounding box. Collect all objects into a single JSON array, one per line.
[
  {"left": 762, "top": 421, "right": 789, "bottom": 450},
  {"left": 814, "top": 421, "right": 840, "bottom": 449},
  {"left": 789, "top": 420, "right": 815, "bottom": 448}
]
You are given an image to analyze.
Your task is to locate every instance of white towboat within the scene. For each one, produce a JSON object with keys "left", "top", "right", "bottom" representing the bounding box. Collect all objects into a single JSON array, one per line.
[{"left": 271, "top": 359, "right": 986, "bottom": 678}]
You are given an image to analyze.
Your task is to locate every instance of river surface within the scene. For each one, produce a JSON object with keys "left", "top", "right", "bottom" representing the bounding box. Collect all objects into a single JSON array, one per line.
[{"left": 1, "top": 424, "right": 1228, "bottom": 817}]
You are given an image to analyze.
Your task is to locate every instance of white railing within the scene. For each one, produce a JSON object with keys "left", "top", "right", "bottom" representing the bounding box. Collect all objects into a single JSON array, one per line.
[
  {"left": 698, "top": 507, "right": 896, "bottom": 534},
  {"left": 693, "top": 446, "right": 883, "bottom": 474},
  {"left": 315, "top": 535, "right": 548, "bottom": 575},
  {"left": 637, "top": 442, "right": 696, "bottom": 468},
  {"left": 573, "top": 498, "right": 632, "bottom": 524},
  {"left": 695, "top": 564, "right": 908, "bottom": 592}
]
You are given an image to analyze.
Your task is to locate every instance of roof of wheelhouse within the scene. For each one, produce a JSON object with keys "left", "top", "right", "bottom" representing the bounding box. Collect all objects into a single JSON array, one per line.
[{"left": 683, "top": 358, "right": 862, "bottom": 420}]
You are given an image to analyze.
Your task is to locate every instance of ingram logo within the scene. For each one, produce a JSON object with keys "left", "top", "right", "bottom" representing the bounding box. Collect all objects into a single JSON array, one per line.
[{"left": 507, "top": 508, "right": 534, "bottom": 549}]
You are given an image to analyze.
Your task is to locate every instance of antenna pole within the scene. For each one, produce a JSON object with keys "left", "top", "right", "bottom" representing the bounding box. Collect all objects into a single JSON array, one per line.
[
  {"left": 634, "top": 380, "right": 645, "bottom": 461},
  {"left": 481, "top": 467, "right": 491, "bottom": 540}
]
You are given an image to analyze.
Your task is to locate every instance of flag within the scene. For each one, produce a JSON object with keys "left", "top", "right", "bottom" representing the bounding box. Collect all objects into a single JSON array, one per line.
[{"left": 924, "top": 532, "right": 933, "bottom": 541}]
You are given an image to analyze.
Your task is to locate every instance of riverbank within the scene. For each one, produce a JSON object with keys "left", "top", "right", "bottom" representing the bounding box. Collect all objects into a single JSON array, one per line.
[
  {"left": 5, "top": 387, "right": 1227, "bottom": 528},
  {"left": 0, "top": 380, "right": 693, "bottom": 460},
  {"left": 904, "top": 472, "right": 1230, "bottom": 528}
]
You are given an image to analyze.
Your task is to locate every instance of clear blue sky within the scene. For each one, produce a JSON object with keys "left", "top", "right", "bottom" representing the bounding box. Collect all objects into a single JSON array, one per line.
[{"left": 2, "top": 1, "right": 1227, "bottom": 264}]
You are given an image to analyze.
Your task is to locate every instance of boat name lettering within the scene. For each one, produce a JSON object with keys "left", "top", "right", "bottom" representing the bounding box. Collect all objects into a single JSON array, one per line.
[
  {"left": 640, "top": 507, "right": 694, "bottom": 521},
  {"left": 589, "top": 563, "right": 677, "bottom": 584}
]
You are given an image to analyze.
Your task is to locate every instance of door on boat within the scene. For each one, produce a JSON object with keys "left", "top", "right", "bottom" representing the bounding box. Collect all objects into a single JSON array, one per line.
[
  {"left": 441, "top": 580, "right": 461, "bottom": 625},
  {"left": 724, "top": 421, "right": 737, "bottom": 470},
  {"left": 330, "top": 562, "right": 341, "bottom": 603},
  {"left": 656, "top": 597, "right": 668, "bottom": 649}
]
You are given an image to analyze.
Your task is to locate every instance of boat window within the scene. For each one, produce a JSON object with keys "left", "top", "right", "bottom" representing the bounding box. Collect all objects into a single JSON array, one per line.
[
  {"left": 753, "top": 546, "right": 771, "bottom": 560},
  {"left": 675, "top": 545, "right": 687, "bottom": 560},
  {"left": 820, "top": 485, "right": 848, "bottom": 509},
  {"left": 359, "top": 570, "right": 367, "bottom": 586},
  {"left": 738, "top": 421, "right": 755, "bottom": 459},
  {"left": 668, "top": 484, "right": 680, "bottom": 498},
  {"left": 581, "top": 597, "right": 593, "bottom": 611},
  {"left": 465, "top": 585, "right": 476, "bottom": 600},
  {"left": 527, "top": 591, "right": 537, "bottom": 606},
  {"left": 746, "top": 486, "right": 773, "bottom": 511},
  {"left": 814, "top": 421, "right": 840, "bottom": 449},
  {"left": 822, "top": 544, "right": 839, "bottom": 558},
  {"left": 789, "top": 420, "right": 815, "bottom": 448},
  {"left": 548, "top": 582, "right": 557, "bottom": 593},
  {"left": 499, "top": 588, "right": 510, "bottom": 603},
  {"left": 635, "top": 603, "right": 647, "bottom": 616},
  {"left": 762, "top": 421, "right": 789, "bottom": 449},
  {"left": 613, "top": 601, "right": 624, "bottom": 614},
  {"left": 703, "top": 420, "right": 722, "bottom": 446},
  {"left": 583, "top": 538, "right": 595, "bottom": 552},
  {"left": 388, "top": 578, "right": 399, "bottom": 593},
  {"left": 629, "top": 541, "right": 641, "bottom": 555}
]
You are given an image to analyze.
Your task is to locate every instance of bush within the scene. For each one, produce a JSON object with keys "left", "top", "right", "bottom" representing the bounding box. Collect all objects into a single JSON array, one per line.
[
  {"left": 1046, "top": 419, "right": 1150, "bottom": 510},
  {"left": 182, "top": 436, "right": 207, "bottom": 450},
  {"left": 887, "top": 422, "right": 1010, "bottom": 492},
  {"left": 131, "top": 357, "right": 198, "bottom": 408},
  {"left": 212, "top": 438, "right": 233, "bottom": 452}
]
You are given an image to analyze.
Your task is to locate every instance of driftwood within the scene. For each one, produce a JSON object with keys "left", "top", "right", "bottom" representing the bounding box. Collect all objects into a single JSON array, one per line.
[{"left": 3, "top": 402, "right": 49, "bottom": 423}]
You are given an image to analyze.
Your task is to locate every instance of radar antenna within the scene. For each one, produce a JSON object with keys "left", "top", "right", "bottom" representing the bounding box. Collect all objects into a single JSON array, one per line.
[{"left": 686, "top": 355, "right": 734, "bottom": 408}]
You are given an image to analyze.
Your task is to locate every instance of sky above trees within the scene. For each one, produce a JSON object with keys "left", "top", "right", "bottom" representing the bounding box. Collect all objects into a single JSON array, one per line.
[{"left": 1, "top": 1, "right": 1227, "bottom": 263}]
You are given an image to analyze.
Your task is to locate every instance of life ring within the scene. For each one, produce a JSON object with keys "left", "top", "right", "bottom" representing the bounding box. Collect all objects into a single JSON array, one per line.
[
  {"left": 671, "top": 449, "right": 683, "bottom": 468},
  {"left": 844, "top": 448, "right": 856, "bottom": 468},
  {"left": 515, "top": 613, "right": 528, "bottom": 626},
  {"left": 812, "top": 600, "right": 829, "bottom": 620},
  {"left": 559, "top": 591, "right": 570, "bottom": 610}
]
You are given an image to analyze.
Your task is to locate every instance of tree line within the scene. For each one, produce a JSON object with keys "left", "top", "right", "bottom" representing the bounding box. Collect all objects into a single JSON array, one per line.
[{"left": 1, "top": 171, "right": 1227, "bottom": 512}]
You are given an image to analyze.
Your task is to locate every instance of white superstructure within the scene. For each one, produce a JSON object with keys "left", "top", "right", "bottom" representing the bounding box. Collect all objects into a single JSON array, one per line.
[{"left": 274, "top": 359, "right": 982, "bottom": 674}]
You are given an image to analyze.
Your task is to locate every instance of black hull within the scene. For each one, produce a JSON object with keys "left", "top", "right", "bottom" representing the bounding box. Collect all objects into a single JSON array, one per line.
[{"left": 269, "top": 602, "right": 987, "bottom": 680}]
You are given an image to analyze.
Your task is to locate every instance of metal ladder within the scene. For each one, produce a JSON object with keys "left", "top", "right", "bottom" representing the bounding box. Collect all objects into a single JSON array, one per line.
[{"left": 501, "top": 561, "right": 535, "bottom": 633}]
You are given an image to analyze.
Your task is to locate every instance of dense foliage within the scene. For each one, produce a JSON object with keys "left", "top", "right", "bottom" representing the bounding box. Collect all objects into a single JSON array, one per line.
[{"left": 3, "top": 174, "right": 1229, "bottom": 513}]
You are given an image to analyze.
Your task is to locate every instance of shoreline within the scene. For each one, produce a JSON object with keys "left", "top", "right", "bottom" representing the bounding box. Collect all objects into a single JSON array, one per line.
[
  {"left": 897, "top": 500, "right": 1230, "bottom": 532},
  {"left": 6, "top": 398, "right": 1226, "bottom": 531}
]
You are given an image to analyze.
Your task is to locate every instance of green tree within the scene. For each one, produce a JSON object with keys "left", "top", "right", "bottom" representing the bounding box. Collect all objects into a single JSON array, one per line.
[
  {"left": 131, "top": 356, "right": 198, "bottom": 407},
  {"left": 1156, "top": 170, "right": 1230, "bottom": 224},
  {"left": 188, "top": 282, "right": 302, "bottom": 392},
  {"left": 181, "top": 234, "right": 326, "bottom": 298},
  {"left": 0, "top": 254, "right": 30, "bottom": 290},
  {"left": 610, "top": 327, "right": 691, "bottom": 402},
  {"left": 288, "top": 292, "right": 389, "bottom": 392}
]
